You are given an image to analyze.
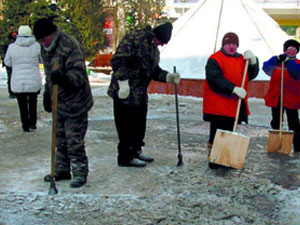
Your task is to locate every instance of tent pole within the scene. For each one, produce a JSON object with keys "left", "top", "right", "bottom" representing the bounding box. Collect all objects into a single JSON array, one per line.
[{"left": 213, "top": 0, "right": 225, "bottom": 53}]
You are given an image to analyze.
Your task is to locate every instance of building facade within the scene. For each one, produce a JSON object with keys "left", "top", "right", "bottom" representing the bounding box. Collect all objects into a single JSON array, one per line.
[{"left": 253, "top": 0, "right": 300, "bottom": 41}]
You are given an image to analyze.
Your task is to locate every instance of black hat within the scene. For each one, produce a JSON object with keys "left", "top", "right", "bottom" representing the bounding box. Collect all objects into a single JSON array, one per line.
[
  {"left": 33, "top": 18, "right": 57, "bottom": 40},
  {"left": 153, "top": 22, "right": 173, "bottom": 44},
  {"left": 283, "top": 39, "right": 300, "bottom": 53},
  {"left": 222, "top": 32, "right": 239, "bottom": 47}
]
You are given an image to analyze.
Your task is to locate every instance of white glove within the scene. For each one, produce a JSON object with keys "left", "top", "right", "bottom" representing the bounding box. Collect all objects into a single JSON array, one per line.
[
  {"left": 118, "top": 80, "right": 130, "bottom": 99},
  {"left": 232, "top": 87, "right": 246, "bottom": 99},
  {"left": 166, "top": 72, "right": 181, "bottom": 85},
  {"left": 243, "top": 50, "right": 257, "bottom": 65}
]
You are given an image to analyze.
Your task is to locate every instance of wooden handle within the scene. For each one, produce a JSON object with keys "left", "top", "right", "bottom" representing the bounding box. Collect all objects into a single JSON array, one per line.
[
  {"left": 51, "top": 85, "right": 58, "bottom": 178},
  {"left": 233, "top": 60, "right": 249, "bottom": 132},
  {"left": 279, "top": 61, "right": 284, "bottom": 133}
]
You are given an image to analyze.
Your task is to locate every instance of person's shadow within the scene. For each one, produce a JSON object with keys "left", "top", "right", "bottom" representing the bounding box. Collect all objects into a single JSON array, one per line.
[{"left": 266, "top": 152, "right": 300, "bottom": 190}]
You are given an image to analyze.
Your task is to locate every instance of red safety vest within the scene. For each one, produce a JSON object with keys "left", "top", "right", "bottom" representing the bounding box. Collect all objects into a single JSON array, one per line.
[
  {"left": 203, "top": 51, "right": 250, "bottom": 117},
  {"left": 264, "top": 61, "right": 300, "bottom": 109}
]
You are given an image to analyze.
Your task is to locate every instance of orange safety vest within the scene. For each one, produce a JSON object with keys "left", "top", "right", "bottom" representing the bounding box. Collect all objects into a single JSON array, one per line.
[{"left": 203, "top": 50, "right": 250, "bottom": 117}]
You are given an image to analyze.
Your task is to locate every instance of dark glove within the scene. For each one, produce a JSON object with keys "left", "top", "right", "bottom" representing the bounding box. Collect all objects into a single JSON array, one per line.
[
  {"left": 277, "top": 54, "right": 287, "bottom": 63},
  {"left": 43, "top": 91, "right": 52, "bottom": 113},
  {"left": 50, "top": 71, "right": 69, "bottom": 87}
]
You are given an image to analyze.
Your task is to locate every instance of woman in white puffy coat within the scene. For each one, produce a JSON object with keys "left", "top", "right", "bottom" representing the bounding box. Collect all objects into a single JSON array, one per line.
[{"left": 4, "top": 25, "right": 42, "bottom": 132}]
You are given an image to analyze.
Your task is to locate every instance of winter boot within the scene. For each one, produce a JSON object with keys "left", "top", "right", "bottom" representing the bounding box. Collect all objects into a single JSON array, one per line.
[
  {"left": 44, "top": 171, "right": 71, "bottom": 182},
  {"left": 293, "top": 131, "right": 300, "bottom": 153},
  {"left": 70, "top": 175, "right": 87, "bottom": 188},
  {"left": 118, "top": 158, "right": 146, "bottom": 167},
  {"left": 30, "top": 124, "right": 37, "bottom": 130},
  {"left": 136, "top": 153, "right": 154, "bottom": 162},
  {"left": 23, "top": 127, "right": 30, "bottom": 132}
]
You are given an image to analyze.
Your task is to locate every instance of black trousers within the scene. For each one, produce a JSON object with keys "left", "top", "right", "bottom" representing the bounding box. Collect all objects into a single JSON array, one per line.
[
  {"left": 208, "top": 115, "right": 235, "bottom": 145},
  {"left": 205, "top": 100, "right": 247, "bottom": 145},
  {"left": 113, "top": 98, "right": 148, "bottom": 163},
  {"left": 271, "top": 105, "right": 300, "bottom": 152},
  {"left": 15, "top": 92, "right": 38, "bottom": 130}
]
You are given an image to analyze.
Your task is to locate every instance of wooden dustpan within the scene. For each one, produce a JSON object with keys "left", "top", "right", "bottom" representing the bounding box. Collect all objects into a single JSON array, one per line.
[
  {"left": 267, "top": 61, "right": 294, "bottom": 154},
  {"left": 208, "top": 60, "right": 250, "bottom": 169}
]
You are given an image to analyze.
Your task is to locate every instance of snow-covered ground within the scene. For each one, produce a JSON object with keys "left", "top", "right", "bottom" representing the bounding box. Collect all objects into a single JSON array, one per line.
[{"left": 1, "top": 66, "right": 300, "bottom": 224}]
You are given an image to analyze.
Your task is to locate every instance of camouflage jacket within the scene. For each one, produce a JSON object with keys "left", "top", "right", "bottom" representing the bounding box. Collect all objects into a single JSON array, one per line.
[
  {"left": 42, "top": 29, "right": 93, "bottom": 118},
  {"left": 107, "top": 25, "right": 168, "bottom": 106}
]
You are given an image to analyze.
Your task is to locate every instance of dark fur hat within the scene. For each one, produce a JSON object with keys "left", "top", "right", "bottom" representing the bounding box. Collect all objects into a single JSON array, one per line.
[{"left": 283, "top": 39, "right": 300, "bottom": 53}]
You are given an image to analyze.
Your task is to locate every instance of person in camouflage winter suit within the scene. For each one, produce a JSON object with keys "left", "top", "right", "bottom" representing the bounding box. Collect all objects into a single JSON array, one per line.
[
  {"left": 33, "top": 18, "right": 94, "bottom": 188},
  {"left": 107, "top": 22, "right": 180, "bottom": 167}
]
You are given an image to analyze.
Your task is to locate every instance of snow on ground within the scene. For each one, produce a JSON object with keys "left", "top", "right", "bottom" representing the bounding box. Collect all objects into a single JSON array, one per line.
[
  {"left": 278, "top": 188, "right": 300, "bottom": 224},
  {"left": 0, "top": 67, "right": 7, "bottom": 88},
  {"left": 1, "top": 68, "right": 300, "bottom": 224}
]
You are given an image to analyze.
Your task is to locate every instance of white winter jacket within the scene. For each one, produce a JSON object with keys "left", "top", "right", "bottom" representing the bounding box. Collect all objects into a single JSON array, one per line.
[{"left": 4, "top": 36, "right": 42, "bottom": 93}]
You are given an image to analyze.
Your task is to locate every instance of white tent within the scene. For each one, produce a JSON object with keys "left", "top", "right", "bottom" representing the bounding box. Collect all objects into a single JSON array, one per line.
[{"left": 159, "top": 0, "right": 290, "bottom": 80}]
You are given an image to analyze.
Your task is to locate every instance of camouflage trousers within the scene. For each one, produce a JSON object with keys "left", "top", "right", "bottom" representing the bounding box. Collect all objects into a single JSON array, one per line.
[{"left": 55, "top": 112, "right": 89, "bottom": 176}]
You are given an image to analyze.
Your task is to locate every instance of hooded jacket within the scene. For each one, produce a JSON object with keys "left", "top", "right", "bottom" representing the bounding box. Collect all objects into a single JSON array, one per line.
[{"left": 4, "top": 36, "right": 42, "bottom": 93}]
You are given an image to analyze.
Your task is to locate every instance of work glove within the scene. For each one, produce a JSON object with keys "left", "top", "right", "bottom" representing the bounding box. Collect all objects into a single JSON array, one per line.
[
  {"left": 276, "top": 54, "right": 288, "bottom": 63},
  {"left": 166, "top": 72, "right": 181, "bottom": 85},
  {"left": 232, "top": 87, "right": 247, "bottom": 99},
  {"left": 118, "top": 80, "right": 130, "bottom": 99},
  {"left": 50, "top": 71, "right": 69, "bottom": 87},
  {"left": 43, "top": 91, "right": 52, "bottom": 113},
  {"left": 243, "top": 50, "right": 257, "bottom": 65}
]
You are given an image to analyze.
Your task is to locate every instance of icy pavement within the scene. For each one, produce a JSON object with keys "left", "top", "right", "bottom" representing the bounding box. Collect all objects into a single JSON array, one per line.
[{"left": 0, "top": 73, "right": 300, "bottom": 224}]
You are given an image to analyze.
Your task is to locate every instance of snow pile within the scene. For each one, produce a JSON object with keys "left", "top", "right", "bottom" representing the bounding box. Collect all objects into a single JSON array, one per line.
[{"left": 89, "top": 70, "right": 111, "bottom": 80}]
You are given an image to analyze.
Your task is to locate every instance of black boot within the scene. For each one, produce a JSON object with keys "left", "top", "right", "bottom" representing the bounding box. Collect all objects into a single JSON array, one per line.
[
  {"left": 30, "top": 124, "right": 37, "bottom": 130},
  {"left": 23, "top": 127, "right": 30, "bottom": 132},
  {"left": 70, "top": 175, "right": 87, "bottom": 188},
  {"left": 44, "top": 171, "right": 71, "bottom": 182},
  {"left": 118, "top": 158, "right": 146, "bottom": 167},
  {"left": 136, "top": 153, "right": 154, "bottom": 162},
  {"left": 293, "top": 131, "right": 300, "bottom": 152}
]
